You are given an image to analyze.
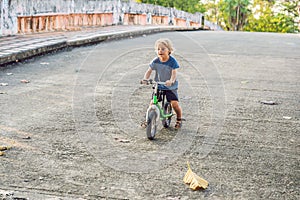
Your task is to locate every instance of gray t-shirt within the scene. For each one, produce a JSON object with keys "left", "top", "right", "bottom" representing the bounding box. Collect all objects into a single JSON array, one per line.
[{"left": 149, "top": 55, "right": 179, "bottom": 90}]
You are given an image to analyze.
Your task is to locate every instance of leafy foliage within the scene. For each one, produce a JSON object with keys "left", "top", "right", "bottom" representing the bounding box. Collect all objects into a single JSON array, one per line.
[
  {"left": 135, "top": 0, "right": 300, "bottom": 33},
  {"left": 243, "top": 0, "right": 299, "bottom": 33},
  {"left": 136, "top": 0, "right": 206, "bottom": 13},
  {"left": 219, "top": 0, "right": 251, "bottom": 31}
]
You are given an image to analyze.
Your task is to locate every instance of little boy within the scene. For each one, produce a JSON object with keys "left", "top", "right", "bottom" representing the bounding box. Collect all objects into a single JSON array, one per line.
[{"left": 142, "top": 38, "right": 182, "bottom": 129}]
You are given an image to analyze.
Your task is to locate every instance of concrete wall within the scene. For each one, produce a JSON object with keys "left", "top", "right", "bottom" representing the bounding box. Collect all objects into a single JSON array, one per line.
[{"left": 0, "top": 0, "right": 204, "bottom": 36}]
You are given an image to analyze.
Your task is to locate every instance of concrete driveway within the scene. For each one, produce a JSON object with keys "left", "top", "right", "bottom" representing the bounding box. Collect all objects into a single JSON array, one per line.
[{"left": 0, "top": 31, "right": 299, "bottom": 199}]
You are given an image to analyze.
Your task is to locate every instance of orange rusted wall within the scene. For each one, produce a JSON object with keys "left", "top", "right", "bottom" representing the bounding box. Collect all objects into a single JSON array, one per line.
[
  {"left": 174, "top": 18, "right": 186, "bottom": 27},
  {"left": 123, "top": 13, "right": 147, "bottom": 25},
  {"left": 17, "top": 13, "right": 114, "bottom": 34},
  {"left": 17, "top": 13, "right": 207, "bottom": 34},
  {"left": 151, "top": 16, "right": 169, "bottom": 25},
  {"left": 190, "top": 21, "right": 201, "bottom": 28}
]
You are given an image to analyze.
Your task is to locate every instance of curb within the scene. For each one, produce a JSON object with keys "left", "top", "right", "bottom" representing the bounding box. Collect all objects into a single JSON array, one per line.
[
  {"left": 67, "top": 26, "right": 200, "bottom": 46},
  {"left": 0, "top": 26, "right": 203, "bottom": 66}
]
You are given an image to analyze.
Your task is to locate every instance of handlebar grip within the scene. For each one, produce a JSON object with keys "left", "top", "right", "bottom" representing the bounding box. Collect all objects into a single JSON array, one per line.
[{"left": 156, "top": 81, "right": 166, "bottom": 85}]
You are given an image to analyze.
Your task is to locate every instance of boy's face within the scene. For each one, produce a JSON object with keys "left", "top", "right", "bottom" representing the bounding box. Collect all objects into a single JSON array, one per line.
[{"left": 156, "top": 43, "right": 170, "bottom": 61}]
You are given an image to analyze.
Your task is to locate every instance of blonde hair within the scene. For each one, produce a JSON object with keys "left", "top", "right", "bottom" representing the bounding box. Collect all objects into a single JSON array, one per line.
[{"left": 154, "top": 38, "right": 175, "bottom": 54}]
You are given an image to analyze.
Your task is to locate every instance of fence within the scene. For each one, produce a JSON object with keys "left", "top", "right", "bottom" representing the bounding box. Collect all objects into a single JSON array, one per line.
[{"left": 0, "top": 0, "right": 205, "bottom": 36}]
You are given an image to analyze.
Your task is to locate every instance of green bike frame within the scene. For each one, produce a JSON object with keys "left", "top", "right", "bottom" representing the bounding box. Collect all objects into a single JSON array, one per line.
[
  {"left": 146, "top": 81, "right": 173, "bottom": 122},
  {"left": 152, "top": 94, "right": 173, "bottom": 120}
]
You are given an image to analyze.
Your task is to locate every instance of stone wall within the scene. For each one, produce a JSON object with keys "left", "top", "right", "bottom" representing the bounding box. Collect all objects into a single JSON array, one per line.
[{"left": 0, "top": 0, "right": 204, "bottom": 36}]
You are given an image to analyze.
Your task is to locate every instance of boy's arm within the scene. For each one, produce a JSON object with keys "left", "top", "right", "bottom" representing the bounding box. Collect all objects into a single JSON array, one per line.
[
  {"left": 143, "top": 67, "right": 153, "bottom": 80},
  {"left": 166, "top": 69, "right": 177, "bottom": 86}
]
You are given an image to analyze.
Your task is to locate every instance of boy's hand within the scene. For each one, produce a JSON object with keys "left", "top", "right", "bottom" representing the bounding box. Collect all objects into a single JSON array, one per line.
[
  {"left": 140, "top": 79, "right": 152, "bottom": 85},
  {"left": 165, "top": 80, "right": 173, "bottom": 86},
  {"left": 140, "top": 80, "right": 148, "bottom": 85}
]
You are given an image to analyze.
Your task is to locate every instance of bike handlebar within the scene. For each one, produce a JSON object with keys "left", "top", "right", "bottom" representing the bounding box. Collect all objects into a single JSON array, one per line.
[{"left": 140, "top": 79, "right": 166, "bottom": 85}]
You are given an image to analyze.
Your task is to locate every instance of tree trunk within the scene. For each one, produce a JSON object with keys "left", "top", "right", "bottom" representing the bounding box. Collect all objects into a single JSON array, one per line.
[{"left": 236, "top": 5, "right": 240, "bottom": 31}]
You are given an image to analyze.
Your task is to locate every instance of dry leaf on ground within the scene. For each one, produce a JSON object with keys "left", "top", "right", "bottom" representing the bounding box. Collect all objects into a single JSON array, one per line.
[{"left": 183, "top": 161, "right": 209, "bottom": 190}]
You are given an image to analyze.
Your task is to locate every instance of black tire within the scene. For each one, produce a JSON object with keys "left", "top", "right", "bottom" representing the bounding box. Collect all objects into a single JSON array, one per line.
[
  {"left": 146, "top": 111, "right": 157, "bottom": 140},
  {"left": 162, "top": 102, "right": 172, "bottom": 128}
]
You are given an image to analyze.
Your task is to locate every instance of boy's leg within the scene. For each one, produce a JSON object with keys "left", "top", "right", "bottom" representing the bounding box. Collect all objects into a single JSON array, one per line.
[
  {"left": 165, "top": 90, "right": 183, "bottom": 128},
  {"left": 171, "top": 100, "right": 182, "bottom": 129},
  {"left": 171, "top": 100, "right": 182, "bottom": 120}
]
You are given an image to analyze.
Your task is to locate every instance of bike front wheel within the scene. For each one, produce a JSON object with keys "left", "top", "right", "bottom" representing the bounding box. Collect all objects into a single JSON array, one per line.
[
  {"left": 162, "top": 102, "right": 172, "bottom": 128},
  {"left": 146, "top": 110, "right": 157, "bottom": 140}
]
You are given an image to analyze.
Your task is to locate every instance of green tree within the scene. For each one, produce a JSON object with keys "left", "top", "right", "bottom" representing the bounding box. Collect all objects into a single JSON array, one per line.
[
  {"left": 136, "top": 0, "right": 300, "bottom": 33},
  {"left": 219, "top": 0, "right": 251, "bottom": 31},
  {"left": 136, "top": 0, "right": 206, "bottom": 13},
  {"left": 243, "top": 0, "right": 299, "bottom": 33},
  {"left": 202, "top": 0, "right": 220, "bottom": 25},
  {"left": 243, "top": 0, "right": 274, "bottom": 32},
  {"left": 173, "top": 0, "right": 206, "bottom": 13},
  {"left": 279, "top": 0, "right": 299, "bottom": 33}
]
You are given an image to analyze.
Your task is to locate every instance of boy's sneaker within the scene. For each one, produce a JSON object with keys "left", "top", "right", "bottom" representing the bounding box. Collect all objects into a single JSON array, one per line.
[{"left": 175, "top": 118, "right": 184, "bottom": 129}]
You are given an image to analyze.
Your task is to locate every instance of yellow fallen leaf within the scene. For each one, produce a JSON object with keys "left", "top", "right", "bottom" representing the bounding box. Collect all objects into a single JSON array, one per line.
[
  {"left": 183, "top": 161, "right": 208, "bottom": 190},
  {"left": 0, "top": 151, "right": 4, "bottom": 156}
]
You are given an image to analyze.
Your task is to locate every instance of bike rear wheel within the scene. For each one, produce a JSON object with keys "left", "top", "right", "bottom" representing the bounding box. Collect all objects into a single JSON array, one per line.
[
  {"left": 162, "top": 102, "right": 172, "bottom": 128},
  {"left": 146, "top": 110, "right": 157, "bottom": 140}
]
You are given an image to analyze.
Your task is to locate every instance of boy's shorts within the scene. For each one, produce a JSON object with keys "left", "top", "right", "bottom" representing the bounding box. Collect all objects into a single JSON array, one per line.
[{"left": 158, "top": 90, "right": 179, "bottom": 102}]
